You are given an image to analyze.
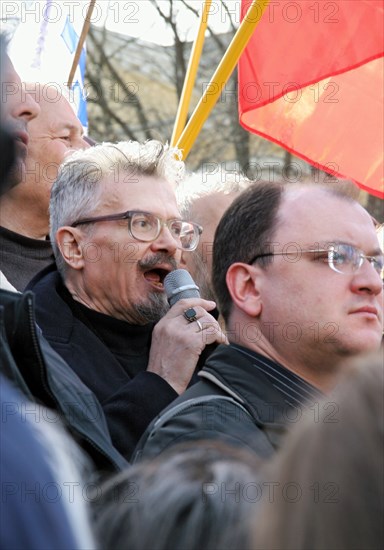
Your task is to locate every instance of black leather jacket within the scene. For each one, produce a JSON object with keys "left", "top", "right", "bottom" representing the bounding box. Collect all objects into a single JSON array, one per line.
[
  {"left": 133, "top": 344, "right": 294, "bottom": 462},
  {"left": 0, "top": 289, "right": 128, "bottom": 472}
]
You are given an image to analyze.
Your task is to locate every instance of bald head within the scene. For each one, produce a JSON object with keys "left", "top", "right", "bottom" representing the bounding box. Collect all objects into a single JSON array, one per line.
[
  {"left": 25, "top": 83, "right": 89, "bottom": 186},
  {"left": 0, "top": 84, "right": 89, "bottom": 238},
  {"left": 179, "top": 171, "right": 253, "bottom": 301},
  {"left": 28, "top": 85, "right": 81, "bottom": 135},
  {"left": 181, "top": 191, "right": 239, "bottom": 300}
]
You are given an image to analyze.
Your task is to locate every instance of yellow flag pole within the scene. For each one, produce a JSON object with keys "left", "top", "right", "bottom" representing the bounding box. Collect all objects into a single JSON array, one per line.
[
  {"left": 67, "top": 0, "right": 97, "bottom": 88},
  {"left": 171, "top": 0, "right": 213, "bottom": 146},
  {"left": 176, "top": 0, "right": 270, "bottom": 160}
]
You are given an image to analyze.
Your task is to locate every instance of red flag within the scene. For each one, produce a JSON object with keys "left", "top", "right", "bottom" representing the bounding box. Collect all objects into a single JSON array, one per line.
[{"left": 238, "top": 0, "right": 384, "bottom": 198}]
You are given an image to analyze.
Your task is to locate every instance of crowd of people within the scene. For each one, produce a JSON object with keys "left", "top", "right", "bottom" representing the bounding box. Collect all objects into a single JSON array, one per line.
[{"left": 0, "top": 33, "right": 383, "bottom": 550}]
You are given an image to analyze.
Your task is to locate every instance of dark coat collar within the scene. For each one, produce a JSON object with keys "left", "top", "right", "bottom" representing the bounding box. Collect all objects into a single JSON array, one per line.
[{"left": 200, "top": 343, "right": 319, "bottom": 428}]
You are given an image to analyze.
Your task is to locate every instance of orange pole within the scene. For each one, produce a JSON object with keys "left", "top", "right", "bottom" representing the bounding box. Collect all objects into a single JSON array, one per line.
[
  {"left": 176, "top": 0, "right": 270, "bottom": 160},
  {"left": 171, "top": 0, "right": 213, "bottom": 146}
]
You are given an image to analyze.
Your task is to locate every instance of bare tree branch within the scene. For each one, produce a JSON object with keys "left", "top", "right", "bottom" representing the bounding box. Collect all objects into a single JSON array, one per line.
[
  {"left": 85, "top": 1, "right": 265, "bottom": 173},
  {"left": 151, "top": 0, "right": 187, "bottom": 97},
  {"left": 88, "top": 27, "right": 154, "bottom": 140},
  {"left": 179, "top": 0, "right": 228, "bottom": 51}
]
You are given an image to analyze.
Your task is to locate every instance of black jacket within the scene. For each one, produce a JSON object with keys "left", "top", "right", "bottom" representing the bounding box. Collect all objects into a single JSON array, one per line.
[
  {"left": 0, "top": 289, "right": 127, "bottom": 472},
  {"left": 27, "top": 266, "right": 179, "bottom": 460},
  {"left": 133, "top": 344, "right": 308, "bottom": 462}
]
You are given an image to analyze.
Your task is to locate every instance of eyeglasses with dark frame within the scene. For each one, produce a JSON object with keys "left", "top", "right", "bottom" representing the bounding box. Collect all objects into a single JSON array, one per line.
[
  {"left": 249, "top": 243, "right": 384, "bottom": 280},
  {"left": 71, "top": 210, "right": 203, "bottom": 251}
]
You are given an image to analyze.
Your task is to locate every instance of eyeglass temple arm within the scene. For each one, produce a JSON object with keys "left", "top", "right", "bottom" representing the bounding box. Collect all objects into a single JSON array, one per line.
[{"left": 71, "top": 212, "right": 132, "bottom": 227}]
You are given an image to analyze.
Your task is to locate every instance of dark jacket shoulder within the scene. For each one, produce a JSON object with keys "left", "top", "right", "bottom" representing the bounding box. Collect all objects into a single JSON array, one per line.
[
  {"left": 133, "top": 344, "right": 290, "bottom": 462},
  {"left": 27, "top": 266, "right": 178, "bottom": 460},
  {"left": 0, "top": 288, "right": 127, "bottom": 472}
]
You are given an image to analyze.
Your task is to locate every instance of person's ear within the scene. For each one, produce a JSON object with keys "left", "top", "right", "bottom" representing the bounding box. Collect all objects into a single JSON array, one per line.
[
  {"left": 55, "top": 227, "right": 85, "bottom": 270},
  {"left": 226, "top": 262, "right": 263, "bottom": 317}
]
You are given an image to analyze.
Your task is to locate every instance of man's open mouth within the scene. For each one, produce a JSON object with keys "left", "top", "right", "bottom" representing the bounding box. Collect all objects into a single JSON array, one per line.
[{"left": 143, "top": 268, "right": 170, "bottom": 289}]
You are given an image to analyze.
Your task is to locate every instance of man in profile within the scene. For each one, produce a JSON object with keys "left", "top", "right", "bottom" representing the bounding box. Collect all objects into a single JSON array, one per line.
[
  {"left": 134, "top": 181, "right": 383, "bottom": 461},
  {"left": 0, "top": 55, "right": 40, "bottom": 291},
  {"left": 0, "top": 83, "right": 89, "bottom": 290},
  {"left": 0, "top": 43, "right": 127, "bottom": 472}
]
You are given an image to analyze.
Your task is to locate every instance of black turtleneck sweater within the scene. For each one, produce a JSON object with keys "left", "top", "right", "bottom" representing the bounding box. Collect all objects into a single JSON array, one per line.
[
  {"left": 0, "top": 226, "right": 54, "bottom": 291},
  {"left": 27, "top": 265, "right": 178, "bottom": 460},
  {"left": 67, "top": 293, "right": 155, "bottom": 385}
]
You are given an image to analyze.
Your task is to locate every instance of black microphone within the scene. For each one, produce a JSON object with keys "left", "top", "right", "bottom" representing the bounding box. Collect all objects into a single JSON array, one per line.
[{"left": 164, "top": 269, "right": 200, "bottom": 307}]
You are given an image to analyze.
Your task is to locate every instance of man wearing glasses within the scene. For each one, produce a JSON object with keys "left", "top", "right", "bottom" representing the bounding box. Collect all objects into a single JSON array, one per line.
[
  {"left": 27, "top": 140, "right": 226, "bottom": 460},
  {"left": 134, "top": 181, "right": 383, "bottom": 461}
]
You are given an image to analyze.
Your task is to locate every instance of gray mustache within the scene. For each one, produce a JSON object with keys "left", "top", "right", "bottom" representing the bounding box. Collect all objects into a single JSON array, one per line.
[{"left": 138, "top": 254, "right": 178, "bottom": 272}]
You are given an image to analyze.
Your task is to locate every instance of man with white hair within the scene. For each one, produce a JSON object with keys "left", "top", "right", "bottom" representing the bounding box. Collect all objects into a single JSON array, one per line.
[
  {"left": 28, "top": 140, "right": 226, "bottom": 460},
  {"left": 0, "top": 83, "right": 89, "bottom": 290}
]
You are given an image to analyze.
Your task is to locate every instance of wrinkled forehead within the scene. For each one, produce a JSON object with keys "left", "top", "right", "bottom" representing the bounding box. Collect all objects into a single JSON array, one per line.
[
  {"left": 39, "top": 90, "right": 75, "bottom": 113},
  {"left": 98, "top": 173, "right": 180, "bottom": 216},
  {"left": 275, "top": 187, "right": 378, "bottom": 250},
  {"left": 31, "top": 92, "right": 79, "bottom": 128}
]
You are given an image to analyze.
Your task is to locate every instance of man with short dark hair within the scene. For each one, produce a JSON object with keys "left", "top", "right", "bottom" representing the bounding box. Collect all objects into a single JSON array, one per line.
[{"left": 134, "top": 181, "right": 383, "bottom": 461}]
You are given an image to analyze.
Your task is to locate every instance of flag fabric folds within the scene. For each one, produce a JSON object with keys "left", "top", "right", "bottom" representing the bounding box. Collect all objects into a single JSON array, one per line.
[
  {"left": 238, "top": 0, "right": 384, "bottom": 198},
  {"left": 9, "top": 0, "right": 88, "bottom": 129}
]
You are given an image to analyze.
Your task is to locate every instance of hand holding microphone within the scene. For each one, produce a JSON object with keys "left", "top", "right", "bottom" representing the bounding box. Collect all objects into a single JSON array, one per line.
[
  {"left": 147, "top": 269, "right": 227, "bottom": 394},
  {"left": 164, "top": 269, "right": 201, "bottom": 306},
  {"left": 164, "top": 269, "right": 205, "bottom": 331}
]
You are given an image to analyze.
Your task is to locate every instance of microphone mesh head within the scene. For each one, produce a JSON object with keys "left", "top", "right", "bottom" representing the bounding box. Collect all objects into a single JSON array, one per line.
[{"left": 164, "top": 269, "right": 200, "bottom": 306}]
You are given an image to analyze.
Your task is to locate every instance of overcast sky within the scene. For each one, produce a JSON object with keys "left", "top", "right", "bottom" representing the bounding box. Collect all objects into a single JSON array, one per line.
[
  {"left": 100, "top": 0, "right": 239, "bottom": 45},
  {"left": 1, "top": 1, "right": 240, "bottom": 46}
]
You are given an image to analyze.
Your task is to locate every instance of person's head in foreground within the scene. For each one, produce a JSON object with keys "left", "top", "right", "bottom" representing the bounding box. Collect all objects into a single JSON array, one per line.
[
  {"left": 94, "top": 440, "right": 262, "bottom": 550},
  {"left": 1, "top": 51, "right": 40, "bottom": 191},
  {"left": 253, "top": 351, "right": 384, "bottom": 550}
]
